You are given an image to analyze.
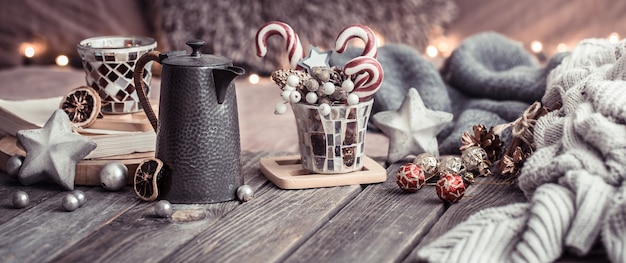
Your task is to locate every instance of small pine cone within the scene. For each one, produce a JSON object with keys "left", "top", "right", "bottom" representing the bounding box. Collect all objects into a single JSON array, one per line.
[
  {"left": 481, "top": 127, "right": 503, "bottom": 163},
  {"left": 460, "top": 124, "right": 503, "bottom": 163},
  {"left": 460, "top": 125, "right": 488, "bottom": 150},
  {"left": 498, "top": 146, "right": 527, "bottom": 177},
  {"left": 329, "top": 66, "right": 345, "bottom": 86},
  {"left": 271, "top": 69, "right": 311, "bottom": 89},
  {"left": 270, "top": 69, "right": 290, "bottom": 87}
]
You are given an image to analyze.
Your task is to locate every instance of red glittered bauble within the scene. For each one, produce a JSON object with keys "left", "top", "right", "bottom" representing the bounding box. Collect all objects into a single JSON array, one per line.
[
  {"left": 435, "top": 173, "right": 466, "bottom": 203},
  {"left": 396, "top": 163, "right": 426, "bottom": 193}
]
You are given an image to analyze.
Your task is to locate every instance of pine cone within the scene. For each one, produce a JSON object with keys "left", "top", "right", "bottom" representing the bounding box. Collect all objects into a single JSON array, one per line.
[
  {"left": 497, "top": 146, "right": 530, "bottom": 177},
  {"left": 270, "top": 69, "right": 311, "bottom": 89},
  {"left": 460, "top": 124, "right": 503, "bottom": 163}
]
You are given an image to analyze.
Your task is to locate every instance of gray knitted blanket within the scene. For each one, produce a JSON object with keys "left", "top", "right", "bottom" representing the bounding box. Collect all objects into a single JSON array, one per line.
[
  {"left": 331, "top": 32, "right": 564, "bottom": 155},
  {"left": 414, "top": 37, "right": 626, "bottom": 262}
]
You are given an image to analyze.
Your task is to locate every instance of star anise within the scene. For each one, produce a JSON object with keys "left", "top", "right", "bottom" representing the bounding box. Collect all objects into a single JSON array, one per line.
[{"left": 460, "top": 124, "right": 503, "bottom": 163}]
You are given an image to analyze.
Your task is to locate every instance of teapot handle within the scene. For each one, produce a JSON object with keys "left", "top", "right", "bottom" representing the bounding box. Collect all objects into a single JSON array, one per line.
[{"left": 133, "top": 51, "right": 161, "bottom": 132}]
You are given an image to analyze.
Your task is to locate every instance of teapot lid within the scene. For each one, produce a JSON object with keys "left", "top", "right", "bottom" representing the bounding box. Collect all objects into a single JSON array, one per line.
[{"left": 160, "top": 40, "right": 232, "bottom": 67}]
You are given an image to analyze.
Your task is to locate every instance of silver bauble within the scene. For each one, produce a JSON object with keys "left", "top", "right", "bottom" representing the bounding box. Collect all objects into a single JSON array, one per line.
[
  {"left": 461, "top": 146, "right": 487, "bottom": 171},
  {"left": 100, "top": 162, "right": 128, "bottom": 191},
  {"left": 237, "top": 185, "right": 254, "bottom": 202},
  {"left": 62, "top": 194, "right": 80, "bottom": 212},
  {"left": 6, "top": 155, "right": 24, "bottom": 178},
  {"left": 437, "top": 156, "right": 463, "bottom": 176},
  {"left": 71, "top": 190, "right": 87, "bottom": 206},
  {"left": 413, "top": 153, "right": 438, "bottom": 178},
  {"left": 154, "top": 200, "right": 173, "bottom": 218},
  {"left": 12, "top": 190, "right": 29, "bottom": 208}
]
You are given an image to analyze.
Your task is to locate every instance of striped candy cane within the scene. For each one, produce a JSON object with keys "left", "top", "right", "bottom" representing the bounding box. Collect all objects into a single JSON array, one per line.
[
  {"left": 335, "top": 24, "right": 379, "bottom": 58},
  {"left": 255, "top": 21, "right": 305, "bottom": 69},
  {"left": 342, "top": 56, "right": 384, "bottom": 101}
]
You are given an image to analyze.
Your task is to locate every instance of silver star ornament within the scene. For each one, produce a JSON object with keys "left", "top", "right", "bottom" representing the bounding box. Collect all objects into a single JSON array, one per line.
[
  {"left": 372, "top": 88, "right": 453, "bottom": 163},
  {"left": 16, "top": 109, "right": 97, "bottom": 190},
  {"left": 298, "top": 45, "right": 331, "bottom": 72}
]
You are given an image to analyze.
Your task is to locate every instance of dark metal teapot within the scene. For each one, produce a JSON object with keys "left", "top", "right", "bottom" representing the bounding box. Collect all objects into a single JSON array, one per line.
[{"left": 134, "top": 39, "right": 245, "bottom": 204}]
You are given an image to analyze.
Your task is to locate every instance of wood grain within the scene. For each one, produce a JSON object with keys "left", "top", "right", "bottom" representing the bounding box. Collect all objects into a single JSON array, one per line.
[
  {"left": 48, "top": 151, "right": 316, "bottom": 263},
  {"left": 405, "top": 175, "right": 529, "bottom": 262},
  {"left": 161, "top": 182, "right": 361, "bottom": 262},
  {"left": 0, "top": 175, "right": 82, "bottom": 224},
  {"left": 0, "top": 187, "right": 139, "bottom": 263},
  {"left": 284, "top": 162, "right": 445, "bottom": 263}
]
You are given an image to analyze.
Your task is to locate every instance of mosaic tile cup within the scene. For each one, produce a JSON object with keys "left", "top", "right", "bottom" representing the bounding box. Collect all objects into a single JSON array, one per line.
[
  {"left": 291, "top": 99, "right": 373, "bottom": 174},
  {"left": 77, "top": 36, "right": 157, "bottom": 114}
]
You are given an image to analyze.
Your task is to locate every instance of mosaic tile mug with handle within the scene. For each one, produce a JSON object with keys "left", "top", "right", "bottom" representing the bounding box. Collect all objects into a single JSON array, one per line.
[
  {"left": 134, "top": 39, "right": 245, "bottom": 204},
  {"left": 77, "top": 36, "right": 157, "bottom": 114}
]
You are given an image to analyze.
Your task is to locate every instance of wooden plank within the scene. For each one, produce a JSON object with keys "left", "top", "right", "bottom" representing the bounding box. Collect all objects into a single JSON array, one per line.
[
  {"left": 0, "top": 187, "right": 139, "bottom": 263},
  {"left": 49, "top": 152, "right": 303, "bottom": 263},
  {"left": 0, "top": 174, "right": 74, "bottom": 224},
  {"left": 162, "top": 184, "right": 362, "bottom": 262},
  {"left": 405, "top": 175, "right": 527, "bottom": 262},
  {"left": 418, "top": 176, "right": 527, "bottom": 245},
  {"left": 283, "top": 162, "right": 446, "bottom": 263},
  {"left": 147, "top": 151, "right": 366, "bottom": 262}
]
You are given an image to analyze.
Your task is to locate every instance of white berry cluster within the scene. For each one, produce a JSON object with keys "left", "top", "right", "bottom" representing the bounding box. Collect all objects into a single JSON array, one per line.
[{"left": 271, "top": 66, "right": 359, "bottom": 115}]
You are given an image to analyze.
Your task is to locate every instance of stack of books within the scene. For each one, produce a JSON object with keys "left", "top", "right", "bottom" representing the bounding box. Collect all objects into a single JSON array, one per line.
[{"left": 0, "top": 97, "right": 156, "bottom": 185}]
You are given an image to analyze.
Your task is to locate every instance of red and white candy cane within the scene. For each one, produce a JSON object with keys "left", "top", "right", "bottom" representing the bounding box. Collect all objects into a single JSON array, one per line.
[
  {"left": 255, "top": 21, "right": 305, "bottom": 69},
  {"left": 335, "top": 24, "right": 378, "bottom": 58},
  {"left": 342, "top": 56, "right": 384, "bottom": 101}
]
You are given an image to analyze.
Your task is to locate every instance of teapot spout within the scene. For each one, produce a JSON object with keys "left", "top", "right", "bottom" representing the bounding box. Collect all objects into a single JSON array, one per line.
[{"left": 214, "top": 66, "right": 245, "bottom": 104}]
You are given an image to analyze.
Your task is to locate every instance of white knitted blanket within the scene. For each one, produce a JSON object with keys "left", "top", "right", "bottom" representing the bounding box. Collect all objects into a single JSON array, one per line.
[{"left": 417, "top": 38, "right": 626, "bottom": 262}]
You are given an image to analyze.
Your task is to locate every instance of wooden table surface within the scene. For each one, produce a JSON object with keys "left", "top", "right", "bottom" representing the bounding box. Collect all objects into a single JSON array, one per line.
[{"left": 0, "top": 151, "right": 608, "bottom": 262}]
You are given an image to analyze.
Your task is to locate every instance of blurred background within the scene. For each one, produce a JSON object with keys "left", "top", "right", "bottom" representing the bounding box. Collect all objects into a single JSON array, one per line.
[
  {"left": 2, "top": 0, "right": 625, "bottom": 74},
  {"left": 1, "top": 0, "right": 625, "bottom": 156}
]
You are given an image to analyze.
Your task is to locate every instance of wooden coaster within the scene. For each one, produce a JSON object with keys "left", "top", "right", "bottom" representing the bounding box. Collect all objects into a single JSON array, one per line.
[{"left": 259, "top": 155, "right": 387, "bottom": 189}]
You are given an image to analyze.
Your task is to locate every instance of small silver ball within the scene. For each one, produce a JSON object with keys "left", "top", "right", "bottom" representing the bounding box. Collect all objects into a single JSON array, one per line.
[
  {"left": 70, "top": 190, "right": 87, "bottom": 206},
  {"left": 154, "top": 200, "right": 173, "bottom": 218},
  {"left": 11, "top": 190, "right": 29, "bottom": 208},
  {"left": 62, "top": 194, "right": 80, "bottom": 212},
  {"left": 237, "top": 185, "right": 254, "bottom": 202},
  {"left": 6, "top": 155, "right": 25, "bottom": 178},
  {"left": 100, "top": 162, "right": 128, "bottom": 191}
]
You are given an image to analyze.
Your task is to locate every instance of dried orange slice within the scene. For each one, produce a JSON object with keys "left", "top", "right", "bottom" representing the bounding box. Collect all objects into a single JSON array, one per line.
[
  {"left": 60, "top": 86, "right": 101, "bottom": 128},
  {"left": 133, "top": 158, "right": 164, "bottom": 202}
]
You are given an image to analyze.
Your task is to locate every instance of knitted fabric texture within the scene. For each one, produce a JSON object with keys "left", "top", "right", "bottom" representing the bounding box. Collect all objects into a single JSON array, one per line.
[
  {"left": 330, "top": 32, "right": 564, "bottom": 155},
  {"left": 417, "top": 38, "right": 626, "bottom": 262}
]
